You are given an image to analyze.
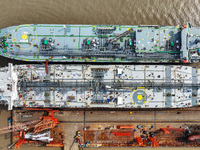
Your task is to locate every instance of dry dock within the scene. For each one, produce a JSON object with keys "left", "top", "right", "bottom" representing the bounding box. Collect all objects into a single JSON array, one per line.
[{"left": 5, "top": 107, "right": 200, "bottom": 150}]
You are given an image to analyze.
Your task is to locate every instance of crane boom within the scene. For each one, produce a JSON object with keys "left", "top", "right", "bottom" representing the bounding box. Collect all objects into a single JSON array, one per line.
[
  {"left": 0, "top": 109, "right": 58, "bottom": 136},
  {"left": 0, "top": 120, "right": 40, "bottom": 135}
]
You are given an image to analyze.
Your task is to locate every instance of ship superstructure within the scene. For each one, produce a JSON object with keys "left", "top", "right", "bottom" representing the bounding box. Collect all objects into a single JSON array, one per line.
[
  {"left": 0, "top": 23, "right": 199, "bottom": 63},
  {"left": 0, "top": 63, "right": 200, "bottom": 110}
]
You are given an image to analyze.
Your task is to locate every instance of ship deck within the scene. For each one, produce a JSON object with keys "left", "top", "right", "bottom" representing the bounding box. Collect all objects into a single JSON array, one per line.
[
  {"left": 0, "top": 64, "right": 200, "bottom": 110},
  {"left": 0, "top": 24, "right": 182, "bottom": 62}
]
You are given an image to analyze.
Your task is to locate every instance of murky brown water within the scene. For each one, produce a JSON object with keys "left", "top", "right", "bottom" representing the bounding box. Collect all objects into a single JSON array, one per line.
[{"left": 0, "top": 0, "right": 200, "bottom": 29}]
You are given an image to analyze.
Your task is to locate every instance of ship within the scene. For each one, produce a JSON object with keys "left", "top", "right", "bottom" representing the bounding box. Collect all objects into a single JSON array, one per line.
[
  {"left": 0, "top": 23, "right": 199, "bottom": 63},
  {"left": 0, "top": 63, "right": 199, "bottom": 110}
]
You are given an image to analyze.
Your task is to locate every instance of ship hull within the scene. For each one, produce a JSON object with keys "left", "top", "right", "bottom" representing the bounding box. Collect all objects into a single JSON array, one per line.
[
  {"left": 0, "top": 23, "right": 198, "bottom": 63},
  {"left": 0, "top": 63, "right": 199, "bottom": 110}
]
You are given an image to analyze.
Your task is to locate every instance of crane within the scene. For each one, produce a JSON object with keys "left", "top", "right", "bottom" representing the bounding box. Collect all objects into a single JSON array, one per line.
[
  {"left": 33, "top": 110, "right": 59, "bottom": 134},
  {"left": 0, "top": 109, "right": 58, "bottom": 135},
  {"left": 0, "top": 108, "right": 59, "bottom": 149},
  {"left": 0, "top": 120, "right": 40, "bottom": 135}
]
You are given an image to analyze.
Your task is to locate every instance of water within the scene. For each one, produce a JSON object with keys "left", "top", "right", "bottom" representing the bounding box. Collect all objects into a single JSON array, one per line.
[{"left": 1, "top": 0, "right": 200, "bottom": 29}]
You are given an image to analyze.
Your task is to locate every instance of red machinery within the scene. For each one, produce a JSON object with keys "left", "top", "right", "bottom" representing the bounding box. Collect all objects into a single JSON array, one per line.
[
  {"left": 111, "top": 132, "right": 132, "bottom": 136},
  {"left": 148, "top": 137, "right": 159, "bottom": 147},
  {"left": 0, "top": 108, "right": 60, "bottom": 149},
  {"left": 33, "top": 110, "right": 59, "bottom": 134},
  {"left": 24, "top": 108, "right": 59, "bottom": 133},
  {"left": 160, "top": 126, "right": 186, "bottom": 134},
  {"left": 46, "top": 141, "right": 63, "bottom": 147},
  {"left": 15, "top": 131, "right": 26, "bottom": 149},
  {"left": 15, "top": 109, "right": 59, "bottom": 149},
  {"left": 135, "top": 136, "right": 159, "bottom": 147},
  {"left": 135, "top": 136, "right": 143, "bottom": 146},
  {"left": 117, "top": 125, "right": 134, "bottom": 129},
  {"left": 14, "top": 109, "right": 59, "bottom": 149}
]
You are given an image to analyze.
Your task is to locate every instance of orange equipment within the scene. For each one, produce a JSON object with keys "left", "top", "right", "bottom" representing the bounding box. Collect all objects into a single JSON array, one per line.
[
  {"left": 160, "top": 126, "right": 186, "bottom": 134},
  {"left": 33, "top": 110, "right": 59, "bottom": 134},
  {"left": 15, "top": 139, "right": 26, "bottom": 149},
  {"left": 148, "top": 137, "right": 159, "bottom": 147},
  {"left": 135, "top": 136, "right": 143, "bottom": 146},
  {"left": 15, "top": 131, "right": 27, "bottom": 149},
  {"left": 160, "top": 128, "right": 170, "bottom": 134},
  {"left": 46, "top": 141, "right": 63, "bottom": 147},
  {"left": 183, "top": 59, "right": 189, "bottom": 63},
  {"left": 183, "top": 25, "right": 187, "bottom": 28},
  {"left": 111, "top": 132, "right": 132, "bottom": 136},
  {"left": 24, "top": 108, "right": 59, "bottom": 134},
  {"left": 117, "top": 125, "right": 134, "bottom": 129},
  {"left": 0, "top": 108, "right": 61, "bottom": 149}
]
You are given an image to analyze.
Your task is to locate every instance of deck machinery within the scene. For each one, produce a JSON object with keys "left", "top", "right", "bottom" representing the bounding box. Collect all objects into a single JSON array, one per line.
[
  {"left": 0, "top": 23, "right": 200, "bottom": 63},
  {"left": 0, "top": 63, "right": 200, "bottom": 110}
]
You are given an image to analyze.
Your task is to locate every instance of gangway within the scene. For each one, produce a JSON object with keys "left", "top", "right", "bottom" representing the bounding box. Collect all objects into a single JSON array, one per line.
[{"left": 109, "top": 28, "right": 133, "bottom": 44}]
